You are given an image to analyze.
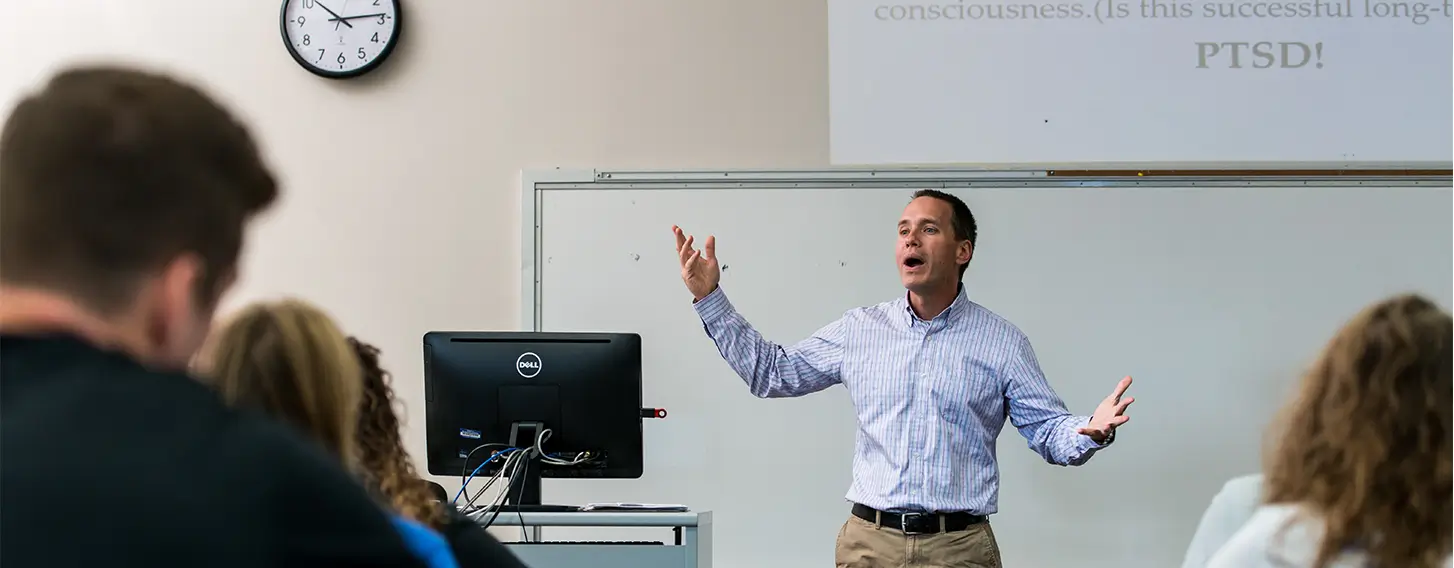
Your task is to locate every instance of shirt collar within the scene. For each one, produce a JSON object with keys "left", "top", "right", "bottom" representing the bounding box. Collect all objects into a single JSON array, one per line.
[{"left": 901, "top": 283, "right": 970, "bottom": 325}]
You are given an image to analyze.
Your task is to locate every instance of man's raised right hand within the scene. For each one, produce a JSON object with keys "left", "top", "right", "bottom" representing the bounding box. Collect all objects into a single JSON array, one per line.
[{"left": 673, "top": 225, "right": 720, "bottom": 301}]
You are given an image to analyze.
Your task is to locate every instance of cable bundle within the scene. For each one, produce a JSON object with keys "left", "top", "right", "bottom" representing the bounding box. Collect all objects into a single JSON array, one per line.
[{"left": 450, "top": 428, "right": 597, "bottom": 541}]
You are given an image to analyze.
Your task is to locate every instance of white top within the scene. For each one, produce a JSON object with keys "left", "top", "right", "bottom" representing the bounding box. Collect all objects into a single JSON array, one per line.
[
  {"left": 1182, "top": 474, "right": 1264, "bottom": 568},
  {"left": 1207, "top": 503, "right": 1453, "bottom": 568}
]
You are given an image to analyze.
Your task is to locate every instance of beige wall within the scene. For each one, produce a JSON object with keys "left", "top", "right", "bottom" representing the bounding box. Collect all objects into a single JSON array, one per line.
[{"left": 1, "top": 0, "right": 826, "bottom": 479}]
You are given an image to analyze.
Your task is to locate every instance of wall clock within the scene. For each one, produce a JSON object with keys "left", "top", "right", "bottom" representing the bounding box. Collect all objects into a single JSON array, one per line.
[{"left": 280, "top": 0, "right": 402, "bottom": 79}]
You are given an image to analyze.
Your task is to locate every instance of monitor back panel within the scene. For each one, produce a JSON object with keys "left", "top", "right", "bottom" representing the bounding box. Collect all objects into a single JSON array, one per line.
[{"left": 423, "top": 332, "right": 643, "bottom": 479}]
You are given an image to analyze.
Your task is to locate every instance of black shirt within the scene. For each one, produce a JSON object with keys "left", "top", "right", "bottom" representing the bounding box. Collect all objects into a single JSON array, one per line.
[{"left": 0, "top": 334, "right": 428, "bottom": 568}]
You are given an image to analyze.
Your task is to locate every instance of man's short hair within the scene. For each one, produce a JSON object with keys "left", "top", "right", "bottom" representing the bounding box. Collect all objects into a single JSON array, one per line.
[
  {"left": 910, "top": 189, "right": 977, "bottom": 278},
  {"left": 0, "top": 66, "right": 278, "bottom": 314}
]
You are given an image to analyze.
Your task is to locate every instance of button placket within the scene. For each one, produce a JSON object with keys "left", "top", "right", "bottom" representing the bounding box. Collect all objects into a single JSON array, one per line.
[{"left": 919, "top": 327, "right": 933, "bottom": 495}]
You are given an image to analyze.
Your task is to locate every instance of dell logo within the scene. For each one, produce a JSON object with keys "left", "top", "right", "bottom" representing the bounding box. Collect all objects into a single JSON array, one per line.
[{"left": 515, "top": 352, "right": 542, "bottom": 378}]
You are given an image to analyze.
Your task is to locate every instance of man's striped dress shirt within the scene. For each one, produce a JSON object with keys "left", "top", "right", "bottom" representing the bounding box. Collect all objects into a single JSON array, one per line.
[{"left": 692, "top": 285, "right": 1108, "bottom": 515}]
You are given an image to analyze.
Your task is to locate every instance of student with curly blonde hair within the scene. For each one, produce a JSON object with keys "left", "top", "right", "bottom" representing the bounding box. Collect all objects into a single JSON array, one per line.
[
  {"left": 348, "top": 336, "right": 527, "bottom": 568},
  {"left": 1207, "top": 294, "right": 1452, "bottom": 568}
]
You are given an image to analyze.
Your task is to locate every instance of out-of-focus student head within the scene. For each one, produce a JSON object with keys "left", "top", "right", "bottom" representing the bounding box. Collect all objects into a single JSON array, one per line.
[
  {"left": 0, "top": 66, "right": 277, "bottom": 368},
  {"left": 1265, "top": 293, "right": 1451, "bottom": 565},
  {"left": 1209, "top": 293, "right": 1452, "bottom": 568},
  {"left": 0, "top": 66, "right": 435, "bottom": 568},
  {"left": 351, "top": 336, "right": 449, "bottom": 529},
  {"left": 198, "top": 299, "right": 362, "bottom": 463}
]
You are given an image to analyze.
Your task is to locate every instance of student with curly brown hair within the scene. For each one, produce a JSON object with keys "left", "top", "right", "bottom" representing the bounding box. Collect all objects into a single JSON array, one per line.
[
  {"left": 349, "top": 337, "right": 528, "bottom": 568},
  {"left": 1206, "top": 294, "right": 1452, "bottom": 568}
]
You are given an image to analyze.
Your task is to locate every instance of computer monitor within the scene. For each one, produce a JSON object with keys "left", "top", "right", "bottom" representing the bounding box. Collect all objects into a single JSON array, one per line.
[{"left": 423, "top": 331, "right": 646, "bottom": 510}]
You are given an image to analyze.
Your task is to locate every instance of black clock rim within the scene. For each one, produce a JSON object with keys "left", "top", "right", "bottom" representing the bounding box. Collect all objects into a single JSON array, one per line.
[{"left": 278, "top": 0, "right": 403, "bottom": 80}]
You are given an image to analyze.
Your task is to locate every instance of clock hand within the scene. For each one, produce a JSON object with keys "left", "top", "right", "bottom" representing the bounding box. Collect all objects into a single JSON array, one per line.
[
  {"left": 328, "top": 13, "right": 385, "bottom": 22},
  {"left": 314, "top": 1, "right": 354, "bottom": 28}
]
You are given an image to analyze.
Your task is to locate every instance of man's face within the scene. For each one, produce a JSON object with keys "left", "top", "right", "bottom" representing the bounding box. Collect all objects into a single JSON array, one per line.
[{"left": 896, "top": 196, "right": 970, "bottom": 292}]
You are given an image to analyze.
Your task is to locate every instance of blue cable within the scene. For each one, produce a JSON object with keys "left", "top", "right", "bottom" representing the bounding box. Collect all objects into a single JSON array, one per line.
[{"left": 452, "top": 448, "right": 516, "bottom": 505}]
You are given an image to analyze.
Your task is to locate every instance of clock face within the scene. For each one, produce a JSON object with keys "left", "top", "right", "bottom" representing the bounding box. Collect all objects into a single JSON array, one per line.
[{"left": 280, "top": 0, "right": 401, "bottom": 78}]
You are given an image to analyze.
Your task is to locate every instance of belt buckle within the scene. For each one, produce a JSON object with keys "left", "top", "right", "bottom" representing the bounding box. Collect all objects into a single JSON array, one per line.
[{"left": 899, "top": 512, "right": 929, "bottom": 535}]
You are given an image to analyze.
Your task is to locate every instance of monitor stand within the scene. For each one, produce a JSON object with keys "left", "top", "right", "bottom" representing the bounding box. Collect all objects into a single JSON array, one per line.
[{"left": 497, "top": 421, "right": 580, "bottom": 513}]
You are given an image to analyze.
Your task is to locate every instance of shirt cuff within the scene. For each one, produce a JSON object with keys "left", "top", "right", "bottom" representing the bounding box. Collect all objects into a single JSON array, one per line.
[
  {"left": 1075, "top": 416, "right": 1110, "bottom": 451},
  {"left": 691, "top": 286, "right": 734, "bottom": 325}
]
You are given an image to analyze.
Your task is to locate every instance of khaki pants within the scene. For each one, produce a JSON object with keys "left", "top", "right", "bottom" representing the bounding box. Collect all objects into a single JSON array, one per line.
[{"left": 834, "top": 513, "right": 1002, "bottom": 568}]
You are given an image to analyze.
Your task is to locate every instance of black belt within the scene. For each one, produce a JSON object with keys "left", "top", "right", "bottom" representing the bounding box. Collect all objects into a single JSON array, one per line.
[{"left": 851, "top": 503, "right": 986, "bottom": 535}]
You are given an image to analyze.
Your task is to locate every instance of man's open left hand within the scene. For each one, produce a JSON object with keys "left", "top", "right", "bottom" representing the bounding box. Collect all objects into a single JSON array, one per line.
[{"left": 1078, "top": 375, "right": 1134, "bottom": 443}]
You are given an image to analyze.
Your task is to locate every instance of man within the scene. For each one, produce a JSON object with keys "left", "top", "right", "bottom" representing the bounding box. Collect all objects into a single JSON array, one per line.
[
  {"left": 672, "top": 189, "right": 1135, "bottom": 567},
  {"left": 0, "top": 66, "right": 426, "bottom": 567}
]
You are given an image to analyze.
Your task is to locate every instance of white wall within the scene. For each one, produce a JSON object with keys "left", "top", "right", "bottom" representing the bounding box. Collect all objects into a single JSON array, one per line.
[{"left": 1, "top": 0, "right": 828, "bottom": 503}]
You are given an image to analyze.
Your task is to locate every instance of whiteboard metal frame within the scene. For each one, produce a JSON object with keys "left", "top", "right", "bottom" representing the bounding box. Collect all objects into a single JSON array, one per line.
[{"left": 520, "top": 167, "right": 1452, "bottom": 330}]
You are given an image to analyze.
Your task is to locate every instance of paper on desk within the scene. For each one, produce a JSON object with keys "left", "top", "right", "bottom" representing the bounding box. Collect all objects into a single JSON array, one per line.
[{"left": 580, "top": 503, "right": 689, "bottom": 512}]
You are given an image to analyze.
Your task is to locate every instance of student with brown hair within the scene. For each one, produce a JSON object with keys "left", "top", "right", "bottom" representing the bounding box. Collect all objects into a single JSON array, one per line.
[
  {"left": 1207, "top": 294, "right": 1452, "bottom": 568},
  {"left": 199, "top": 300, "right": 460, "bottom": 568},
  {"left": 0, "top": 66, "right": 423, "bottom": 567},
  {"left": 350, "top": 337, "right": 529, "bottom": 568}
]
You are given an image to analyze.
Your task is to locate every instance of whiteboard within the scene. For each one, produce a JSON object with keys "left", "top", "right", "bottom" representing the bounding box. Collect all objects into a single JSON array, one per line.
[
  {"left": 523, "top": 169, "right": 1451, "bottom": 568},
  {"left": 828, "top": 0, "right": 1453, "bottom": 164}
]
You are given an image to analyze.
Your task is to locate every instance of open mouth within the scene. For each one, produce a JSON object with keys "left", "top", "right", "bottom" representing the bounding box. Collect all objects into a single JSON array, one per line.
[{"left": 903, "top": 256, "right": 925, "bottom": 269}]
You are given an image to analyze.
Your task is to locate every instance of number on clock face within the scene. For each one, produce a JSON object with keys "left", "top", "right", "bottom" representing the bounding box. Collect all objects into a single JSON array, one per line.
[{"left": 281, "top": 0, "right": 400, "bottom": 78}]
